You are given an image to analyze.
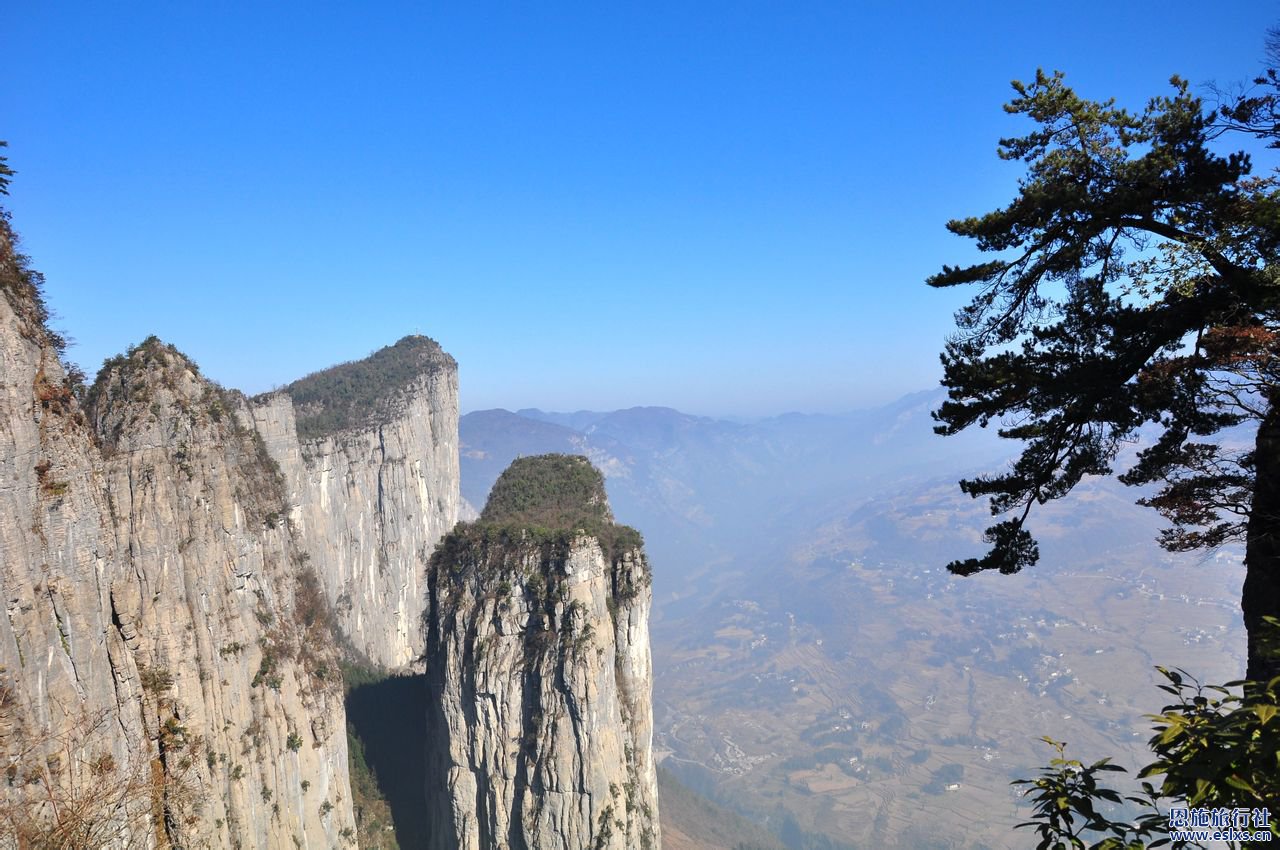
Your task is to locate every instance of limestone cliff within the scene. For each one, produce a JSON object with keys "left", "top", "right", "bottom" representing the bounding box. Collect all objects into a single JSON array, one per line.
[
  {"left": 423, "top": 454, "right": 659, "bottom": 850},
  {"left": 0, "top": 191, "right": 654, "bottom": 850},
  {"left": 251, "top": 336, "right": 460, "bottom": 670},
  {"left": 0, "top": 209, "right": 354, "bottom": 847}
]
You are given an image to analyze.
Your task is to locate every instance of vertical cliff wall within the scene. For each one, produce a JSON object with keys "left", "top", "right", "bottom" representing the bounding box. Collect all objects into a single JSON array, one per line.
[
  {"left": 0, "top": 195, "right": 652, "bottom": 849},
  {"left": 251, "top": 336, "right": 460, "bottom": 670},
  {"left": 423, "top": 455, "right": 659, "bottom": 850},
  {"left": 0, "top": 211, "right": 355, "bottom": 849}
]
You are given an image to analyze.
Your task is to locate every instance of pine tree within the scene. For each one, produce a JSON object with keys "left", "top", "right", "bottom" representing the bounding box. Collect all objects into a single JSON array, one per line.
[
  {"left": 0, "top": 141, "right": 13, "bottom": 195},
  {"left": 930, "top": 65, "right": 1280, "bottom": 680}
]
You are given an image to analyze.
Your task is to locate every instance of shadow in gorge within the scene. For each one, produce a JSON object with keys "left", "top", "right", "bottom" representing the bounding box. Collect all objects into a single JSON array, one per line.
[{"left": 346, "top": 673, "right": 429, "bottom": 846}]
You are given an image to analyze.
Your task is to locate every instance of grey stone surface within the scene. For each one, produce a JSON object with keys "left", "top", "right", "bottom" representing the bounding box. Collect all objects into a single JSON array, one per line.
[
  {"left": 251, "top": 355, "right": 460, "bottom": 670},
  {"left": 0, "top": 274, "right": 354, "bottom": 848},
  {"left": 424, "top": 531, "right": 660, "bottom": 850},
  {"left": 0, "top": 214, "right": 656, "bottom": 848}
]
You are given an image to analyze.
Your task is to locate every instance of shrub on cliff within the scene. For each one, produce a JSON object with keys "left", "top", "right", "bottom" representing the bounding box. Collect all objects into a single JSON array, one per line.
[
  {"left": 427, "top": 455, "right": 646, "bottom": 618},
  {"left": 1016, "top": 647, "right": 1280, "bottom": 847},
  {"left": 481, "top": 454, "right": 612, "bottom": 528},
  {"left": 477, "top": 454, "right": 643, "bottom": 559},
  {"left": 0, "top": 703, "right": 206, "bottom": 848},
  {"left": 0, "top": 154, "right": 67, "bottom": 356},
  {"left": 283, "top": 335, "right": 451, "bottom": 440}
]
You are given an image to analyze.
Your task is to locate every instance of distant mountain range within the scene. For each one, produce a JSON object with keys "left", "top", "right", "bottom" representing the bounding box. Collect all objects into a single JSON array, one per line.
[
  {"left": 461, "top": 392, "right": 1249, "bottom": 850},
  {"left": 462, "top": 391, "right": 1012, "bottom": 583}
]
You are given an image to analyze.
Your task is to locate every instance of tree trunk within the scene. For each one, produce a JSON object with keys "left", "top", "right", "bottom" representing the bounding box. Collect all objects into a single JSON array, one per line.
[{"left": 1243, "top": 396, "right": 1280, "bottom": 683}]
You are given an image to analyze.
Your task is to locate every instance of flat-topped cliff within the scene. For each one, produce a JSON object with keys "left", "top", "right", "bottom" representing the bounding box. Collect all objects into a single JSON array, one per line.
[{"left": 252, "top": 336, "right": 461, "bottom": 670}]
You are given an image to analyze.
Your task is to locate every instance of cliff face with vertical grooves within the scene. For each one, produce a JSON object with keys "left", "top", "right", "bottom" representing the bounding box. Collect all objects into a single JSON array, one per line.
[
  {"left": 0, "top": 210, "right": 354, "bottom": 847},
  {"left": 423, "top": 455, "right": 660, "bottom": 850},
  {"left": 0, "top": 194, "right": 659, "bottom": 849},
  {"left": 251, "top": 337, "right": 460, "bottom": 670}
]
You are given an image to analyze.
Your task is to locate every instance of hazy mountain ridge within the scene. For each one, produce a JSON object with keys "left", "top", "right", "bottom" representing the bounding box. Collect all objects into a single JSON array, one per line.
[
  {"left": 462, "top": 398, "right": 1249, "bottom": 849},
  {"left": 463, "top": 395, "right": 1014, "bottom": 593}
]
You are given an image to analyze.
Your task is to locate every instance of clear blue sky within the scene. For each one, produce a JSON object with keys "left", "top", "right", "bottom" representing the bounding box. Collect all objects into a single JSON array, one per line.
[{"left": 7, "top": 2, "right": 1277, "bottom": 415}]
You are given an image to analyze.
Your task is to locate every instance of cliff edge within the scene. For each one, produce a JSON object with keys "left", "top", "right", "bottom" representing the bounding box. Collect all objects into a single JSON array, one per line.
[
  {"left": 252, "top": 336, "right": 461, "bottom": 670},
  {"left": 0, "top": 207, "right": 354, "bottom": 847},
  {"left": 423, "top": 454, "right": 660, "bottom": 850}
]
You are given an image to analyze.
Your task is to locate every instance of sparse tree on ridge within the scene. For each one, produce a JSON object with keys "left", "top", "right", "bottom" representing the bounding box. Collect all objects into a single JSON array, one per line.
[
  {"left": 928, "top": 57, "right": 1280, "bottom": 680},
  {"left": 0, "top": 141, "right": 14, "bottom": 195}
]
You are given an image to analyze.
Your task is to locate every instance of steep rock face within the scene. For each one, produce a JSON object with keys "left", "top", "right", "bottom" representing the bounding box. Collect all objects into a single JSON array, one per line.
[
  {"left": 251, "top": 336, "right": 460, "bottom": 669},
  {"left": 0, "top": 239, "right": 354, "bottom": 850},
  {"left": 424, "top": 455, "right": 659, "bottom": 850}
]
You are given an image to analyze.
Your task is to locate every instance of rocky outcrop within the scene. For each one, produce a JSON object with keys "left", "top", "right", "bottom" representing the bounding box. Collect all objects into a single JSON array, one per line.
[
  {"left": 0, "top": 194, "right": 656, "bottom": 850},
  {"left": 424, "top": 455, "right": 660, "bottom": 850},
  {"left": 0, "top": 221, "right": 355, "bottom": 850},
  {"left": 251, "top": 336, "right": 460, "bottom": 670}
]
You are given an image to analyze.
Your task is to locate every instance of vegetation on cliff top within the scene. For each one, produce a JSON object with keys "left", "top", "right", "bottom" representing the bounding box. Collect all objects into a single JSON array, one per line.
[
  {"left": 282, "top": 335, "right": 452, "bottom": 440},
  {"left": 0, "top": 146, "right": 71, "bottom": 360},
  {"left": 477, "top": 454, "right": 643, "bottom": 556},
  {"left": 429, "top": 455, "right": 645, "bottom": 617},
  {"left": 86, "top": 335, "right": 290, "bottom": 527},
  {"left": 85, "top": 335, "right": 200, "bottom": 412},
  {"left": 481, "top": 453, "right": 613, "bottom": 527}
]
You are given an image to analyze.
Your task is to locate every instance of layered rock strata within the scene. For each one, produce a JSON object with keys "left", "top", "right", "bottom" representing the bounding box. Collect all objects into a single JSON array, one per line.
[
  {"left": 251, "top": 336, "right": 460, "bottom": 670},
  {"left": 424, "top": 454, "right": 660, "bottom": 850},
  {"left": 0, "top": 222, "right": 354, "bottom": 850}
]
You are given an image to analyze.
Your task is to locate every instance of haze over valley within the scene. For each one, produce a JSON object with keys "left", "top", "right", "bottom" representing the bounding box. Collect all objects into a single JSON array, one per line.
[{"left": 459, "top": 399, "right": 1247, "bottom": 849}]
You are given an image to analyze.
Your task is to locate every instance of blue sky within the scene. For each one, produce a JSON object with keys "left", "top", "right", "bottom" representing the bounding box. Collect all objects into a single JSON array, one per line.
[{"left": 6, "top": 2, "right": 1277, "bottom": 415}]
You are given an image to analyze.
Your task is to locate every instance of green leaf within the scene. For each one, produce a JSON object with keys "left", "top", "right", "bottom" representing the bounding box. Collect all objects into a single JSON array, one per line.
[{"left": 1223, "top": 774, "right": 1257, "bottom": 794}]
